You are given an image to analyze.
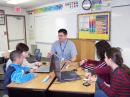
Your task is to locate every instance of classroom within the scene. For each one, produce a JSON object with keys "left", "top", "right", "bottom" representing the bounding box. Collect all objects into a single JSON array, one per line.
[{"left": 0, "top": 0, "right": 130, "bottom": 97}]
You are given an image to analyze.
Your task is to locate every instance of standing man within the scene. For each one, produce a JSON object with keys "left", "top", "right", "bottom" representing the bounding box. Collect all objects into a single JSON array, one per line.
[{"left": 48, "top": 29, "right": 77, "bottom": 64}]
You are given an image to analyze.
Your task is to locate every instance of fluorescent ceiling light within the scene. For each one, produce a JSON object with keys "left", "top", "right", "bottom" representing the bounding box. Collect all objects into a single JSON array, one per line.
[{"left": 7, "top": 0, "right": 31, "bottom": 5}]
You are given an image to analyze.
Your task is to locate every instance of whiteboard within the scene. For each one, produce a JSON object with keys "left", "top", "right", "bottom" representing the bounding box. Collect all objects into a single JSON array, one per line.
[
  {"left": 34, "top": 12, "right": 77, "bottom": 43},
  {"left": 111, "top": 6, "right": 130, "bottom": 48}
]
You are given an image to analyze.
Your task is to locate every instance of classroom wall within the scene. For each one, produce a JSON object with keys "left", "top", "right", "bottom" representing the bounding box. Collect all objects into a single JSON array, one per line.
[
  {"left": 111, "top": 0, "right": 130, "bottom": 67},
  {"left": 27, "top": 0, "right": 130, "bottom": 67},
  {"left": 27, "top": 0, "right": 110, "bottom": 55},
  {"left": 0, "top": 6, "right": 28, "bottom": 51},
  {"left": 27, "top": 0, "right": 86, "bottom": 54}
]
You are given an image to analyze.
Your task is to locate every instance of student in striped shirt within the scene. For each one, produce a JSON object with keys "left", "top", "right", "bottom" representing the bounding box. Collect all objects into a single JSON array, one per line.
[
  {"left": 80, "top": 40, "right": 112, "bottom": 85},
  {"left": 95, "top": 47, "right": 130, "bottom": 97}
]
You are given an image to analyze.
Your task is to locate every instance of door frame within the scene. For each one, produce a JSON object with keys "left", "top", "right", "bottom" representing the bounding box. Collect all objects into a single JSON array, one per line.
[{"left": 6, "top": 14, "right": 27, "bottom": 49}]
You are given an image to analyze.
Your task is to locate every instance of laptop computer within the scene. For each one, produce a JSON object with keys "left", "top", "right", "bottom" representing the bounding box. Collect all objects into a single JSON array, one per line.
[
  {"left": 26, "top": 56, "right": 37, "bottom": 63},
  {"left": 36, "top": 57, "right": 52, "bottom": 73},
  {"left": 27, "top": 49, "right": 53, "bottom": 73},
  {"left": 27, "top": 49, "right": 42, "bottom": 63},
  {"left": 53, "top": 60, "right": 81, "bottom": 82}
]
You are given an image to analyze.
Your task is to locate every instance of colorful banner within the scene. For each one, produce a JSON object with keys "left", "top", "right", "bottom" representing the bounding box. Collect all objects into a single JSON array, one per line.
[
  {"left": 27, "top": 1, "right": 79, "bottom": 14},
  {"left": 78, "top": 12, "right": 110, "bottom": 40},
  {"left": 27, "top": 4, "right": 63, "bottom": 14}
]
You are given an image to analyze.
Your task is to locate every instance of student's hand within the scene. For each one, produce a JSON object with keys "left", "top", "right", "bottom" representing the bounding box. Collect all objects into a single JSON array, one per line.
[
  {"left": 30, "top": 68, "right": 37, "bottom": 73},
  {"left": 85, "top": 72, "right": 92, "bottom": 79},
  {"left": 83, "top": 72, "right": 93, "bottom": 85},
  {"left": 34, "top": 62, "right": 42, "bottom": 66},
  {"left": 80, "top": 60, "right": 84, "bottom": 66},
  {"left": 80, "top": 59, "right": 87, "bottom": 66}
]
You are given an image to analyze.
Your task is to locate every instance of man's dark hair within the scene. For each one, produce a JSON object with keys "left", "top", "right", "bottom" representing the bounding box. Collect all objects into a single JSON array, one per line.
[
  {"left": 58, "top": 29, "right": 68, "bottom": 35},
  {"left": 10, "top": 50, "right": 22, "bottom": 62},
  {"left": 95, "top": 40, "right": 111, "bottom": 61},
  {"left": 16, "top": 43, "right": 29, "bottom": 53}
]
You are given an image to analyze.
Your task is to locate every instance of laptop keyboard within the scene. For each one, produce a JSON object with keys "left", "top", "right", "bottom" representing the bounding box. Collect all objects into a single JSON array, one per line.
[{"left": 61, "top": 71, "right": 81, "bottom": 81}]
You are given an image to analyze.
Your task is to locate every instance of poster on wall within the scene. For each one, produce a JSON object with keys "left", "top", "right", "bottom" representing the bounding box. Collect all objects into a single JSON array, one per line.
[
  {"left": 0, "top": 10, "right": 5, "bottom": 25},
  {"left": 91, "top": 0, "right": 112, "bottom": 11},
  {"left": 78, "top": 12, "right": 111, "bottom": 40}
]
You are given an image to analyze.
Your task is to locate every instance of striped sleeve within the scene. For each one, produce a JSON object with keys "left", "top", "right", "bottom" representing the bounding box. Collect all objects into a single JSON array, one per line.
[
  {"left": 81, "top": 60, "right": 102, "bottom": 68},
  {"left": 93, "top": 65, "right": 111, "bottom": 74},
  {"left": 99, "top": 70, "right": 127, "bottom": 97}
]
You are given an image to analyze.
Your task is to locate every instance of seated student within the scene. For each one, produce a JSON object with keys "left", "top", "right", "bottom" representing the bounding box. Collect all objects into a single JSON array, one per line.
[
  {"left": 95, "top": 48, "right": 130, "bottom": 97},
  {"left": 6, "top": 43, "right": 41, "bottom": 71},
  {"left": 4, "top": 50, "right": 36, "bottom": 95},
  {"left": 80, "top": 40, "right": 112, "bottom": 85}
]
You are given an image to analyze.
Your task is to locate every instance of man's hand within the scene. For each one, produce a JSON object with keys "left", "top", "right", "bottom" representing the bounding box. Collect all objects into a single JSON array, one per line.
[
  {"left": 47, "top": 52, "right": 54, "bottom": 58},
  {"left": 64, "top": 60, "right": 71, "bottom": 65}
]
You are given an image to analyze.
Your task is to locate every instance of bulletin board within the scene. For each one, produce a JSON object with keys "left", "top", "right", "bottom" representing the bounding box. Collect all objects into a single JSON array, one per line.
[{"left": 78, "top": 12, "right": 111, "bottom": 40}]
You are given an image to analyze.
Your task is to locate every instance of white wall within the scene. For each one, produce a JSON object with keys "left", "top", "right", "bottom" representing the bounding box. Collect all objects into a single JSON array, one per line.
[
  {"left": 111, "top": 0, "right": 130, "bottom": 6},
  {"left": 27, "top": 0, "right": 130, "bottom": 67},
  {"left": 27, "top": 0, "right": 111, "bottom": 56},
  {"left": 111, "top": 0, "right": 130, "bottom": 67},
  {"left": 0, "top": 6, "right": 28, "bottom": 52}
]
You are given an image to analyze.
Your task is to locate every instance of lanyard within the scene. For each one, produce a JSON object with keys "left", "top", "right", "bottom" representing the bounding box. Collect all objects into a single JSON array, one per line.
[{"left": 60, "top": 40, "right": 68, "bottom": 57}]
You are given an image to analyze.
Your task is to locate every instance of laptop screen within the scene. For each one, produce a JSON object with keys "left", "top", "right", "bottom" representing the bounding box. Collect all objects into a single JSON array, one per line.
[
  {"left": 34, "top": 49, "right": 42, "bottom": 61},
  {"left": 34, "top": 49, "right": 40, "bottom": 56},
  {"left": 52, "top": 57, "right": 62, "bottom": 81}
]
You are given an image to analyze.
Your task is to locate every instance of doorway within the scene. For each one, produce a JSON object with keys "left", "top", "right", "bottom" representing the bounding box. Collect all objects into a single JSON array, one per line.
[{"left": 6, "top": 15, "right": 27, "bottom": 50}]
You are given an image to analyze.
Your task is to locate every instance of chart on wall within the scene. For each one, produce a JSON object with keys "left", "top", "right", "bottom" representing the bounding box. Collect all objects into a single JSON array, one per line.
[{"left": 78, "top": 12, "right": 111, "bottom": 40}]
